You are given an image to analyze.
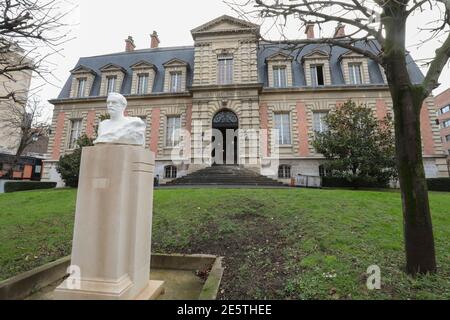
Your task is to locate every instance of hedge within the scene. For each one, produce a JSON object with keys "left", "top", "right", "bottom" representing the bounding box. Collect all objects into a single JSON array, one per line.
[
  {"left": 322, "top": 176, "right": 388, "bottom": 189},
  {"left": 4, "top": 181, "right": 57, "bottom": 193},
  {"left": 427, "top": 178, "right": 450, "bottom": 192}
]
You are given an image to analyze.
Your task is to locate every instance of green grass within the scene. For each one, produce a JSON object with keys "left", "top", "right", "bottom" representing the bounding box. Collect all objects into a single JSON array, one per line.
[{"left": 0, "top": 188, "right": 449, "bottom": 299}]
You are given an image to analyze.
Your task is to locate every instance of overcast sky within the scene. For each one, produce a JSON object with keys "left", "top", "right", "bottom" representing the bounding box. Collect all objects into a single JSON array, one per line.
[{"left": 31, "top": 0, "right": 450, "bottom": 116}]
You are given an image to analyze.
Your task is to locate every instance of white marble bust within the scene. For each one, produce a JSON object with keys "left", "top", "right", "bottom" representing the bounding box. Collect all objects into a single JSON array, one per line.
[{"left": 94, "top": 93, "right": 146, "bottom": 146}]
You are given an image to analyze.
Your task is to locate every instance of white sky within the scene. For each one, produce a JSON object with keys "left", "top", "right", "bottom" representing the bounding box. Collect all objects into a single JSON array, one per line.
[{"left": 30, "top": 0, "right": 450, "bottom": 116}]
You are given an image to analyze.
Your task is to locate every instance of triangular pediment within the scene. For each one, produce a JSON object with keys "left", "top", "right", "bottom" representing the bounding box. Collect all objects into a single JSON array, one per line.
[
  {"left": 191, "top": 15, "right": 259, "bottom": 36},
  {"left": 266, "top": 52, "right": 293, "bottom": 62},
  {"left": 70, "top": 65, "right": 96, "bottom": 75},
  {"left": 130, "top": 60, "right": 156, "bottom": 70},
  {"left": 100, "top": 63, "right": 126, "bottom": 73},
  {"left": 302, "top": 49, "right": 330, "bottom": 60},
  {"left": 163, "top": 58, "right": 189, "bottom": 67},
  {"left": 339, "top": 50, "right": 365, "bottom": 60}
]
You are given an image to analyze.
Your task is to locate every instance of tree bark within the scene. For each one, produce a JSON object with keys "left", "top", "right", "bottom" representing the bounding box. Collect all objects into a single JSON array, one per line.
[{"left": 384, "top": 11, "right": 437, "bottom": 274}]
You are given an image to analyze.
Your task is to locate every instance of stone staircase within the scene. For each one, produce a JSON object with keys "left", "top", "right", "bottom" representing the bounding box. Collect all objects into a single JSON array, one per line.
[{"left": 165, "top": 165, "right": 285, "bottom": 186}]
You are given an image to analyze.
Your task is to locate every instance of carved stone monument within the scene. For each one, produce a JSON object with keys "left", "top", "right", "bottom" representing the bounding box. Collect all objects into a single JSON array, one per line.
[{"left": 54, "top": 93, "right": 163, "bottom": 300}]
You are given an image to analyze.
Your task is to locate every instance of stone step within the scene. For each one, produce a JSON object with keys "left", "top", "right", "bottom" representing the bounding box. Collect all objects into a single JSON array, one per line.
[{"left": 166, "top": 165, "right": 284, "bottom": 186}]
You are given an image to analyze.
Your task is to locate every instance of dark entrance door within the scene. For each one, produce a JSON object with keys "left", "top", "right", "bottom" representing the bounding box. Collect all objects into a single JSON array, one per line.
[{"left": 212, "top": 110, "right": 238, "bottom": 165}]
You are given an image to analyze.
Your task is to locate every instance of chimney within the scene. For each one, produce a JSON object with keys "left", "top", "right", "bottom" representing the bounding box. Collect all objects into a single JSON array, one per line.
[
  {"left": 125, "top": 36, "right": 135, "bottom": 52},
  {"left": 150, "top": 31, "right": 160, "bottom": 48},
  {"left": 334, "top": 23, "right": 346, "bottom": 38},
  {"left": 305, "top": 23, "right": 315, "bottom": 39}
]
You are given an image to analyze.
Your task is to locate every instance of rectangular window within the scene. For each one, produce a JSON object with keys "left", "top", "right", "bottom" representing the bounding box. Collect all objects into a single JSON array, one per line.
[
  {"left": 446, "top": 135, "right": 450, "bottom": 142},
  {"left": 137, "top": 74, "right": 149, "bottom": 94},
  {"left": 310, "top": 65, "right": 324, "bottom": 86},
  {"left": 170, "top": 71, "right": 182, "bottom": 92},
  {"left": 313, "top": 112, "right": 329, "bottom": 133},
  {"left": 69, "top": 119, "right": 82, "bottom": 149},
  {"left": 106, "top": 76, "right": 117, "bottom": 93},
  {"left": 278, "top": 165, "right": 291, "bottom": 179},
  {"left": 218, "top": 56, "right": 233, "bottom": 85},
  {"left": 77, "top": 78, "right": 86, "bottom": 97},
  {"left": 443, "top": 119, "right": 450, "bottom": 128},
  {"left": 166, "top": 116, "right": 181, "bottom": 147},
  {"left": 349, "top": 63, "right": 362, "bottom": 84},
  {"left": 274, "top": 113, "right": 291, "bottom": 145},
  {"left": 441, "top": 105, "right": 450, "bottom": 115},
  {"left": 273, "top": 66, "right": 287, "bottom": 88}
]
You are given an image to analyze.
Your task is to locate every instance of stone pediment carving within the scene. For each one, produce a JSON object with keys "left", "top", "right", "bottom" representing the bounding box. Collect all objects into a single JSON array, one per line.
[
  {"left": 302, "top": 49, "right": 330, "bottom": 62},
  {"left": 70, "top": 65, "right": 96, "bottom": 75},
  {"left": 339, "top": 50, "right": 365, "bottom": 60},
  {"left": 130, "top": 60, "right": 156, "bottom": 70},
  {"left": 266, "top": 52, "right": 294, "bottom": 62},
  {"left": 100, "top": 63, "right": 126, "bottom": 73},
  {"left": 163, "top": 58, "right": 189, "bottom": 67},
  {"left": 191, "top": 15, "right": 259, "bottom": 37}
]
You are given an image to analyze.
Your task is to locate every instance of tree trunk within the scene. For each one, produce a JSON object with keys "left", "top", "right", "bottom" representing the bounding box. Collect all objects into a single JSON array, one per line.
[{"left": 384, "top": 10, "right": 437, "bottom": 275}]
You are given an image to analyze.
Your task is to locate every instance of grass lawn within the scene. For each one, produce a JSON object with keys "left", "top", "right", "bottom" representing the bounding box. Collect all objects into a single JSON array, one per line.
[{"left": 0, "top": 188, "right": 449, "bottom": 299}]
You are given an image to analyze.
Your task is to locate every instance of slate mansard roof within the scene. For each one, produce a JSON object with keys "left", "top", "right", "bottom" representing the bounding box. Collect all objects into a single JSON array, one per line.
[{"left": 57, "top": 41, "right": 425, "bottom": 99}]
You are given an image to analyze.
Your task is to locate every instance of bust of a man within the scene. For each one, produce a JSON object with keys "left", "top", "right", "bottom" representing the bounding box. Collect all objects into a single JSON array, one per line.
[{"left": 94, "top": 93, "right": 146, "bottom": 146}]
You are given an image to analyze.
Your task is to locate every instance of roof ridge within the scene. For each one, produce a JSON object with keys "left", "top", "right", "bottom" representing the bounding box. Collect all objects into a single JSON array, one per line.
[{"left": 79, "top": 45, "right": 195, "bottom": 60}]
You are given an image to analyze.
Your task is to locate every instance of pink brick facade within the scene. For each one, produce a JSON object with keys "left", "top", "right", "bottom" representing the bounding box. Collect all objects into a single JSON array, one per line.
[
  {"left": 435, "top": 88, "right": 450, "bottom": 160},
  {"left": 51, "top": 112, "right": 66, "bottom": 160}
]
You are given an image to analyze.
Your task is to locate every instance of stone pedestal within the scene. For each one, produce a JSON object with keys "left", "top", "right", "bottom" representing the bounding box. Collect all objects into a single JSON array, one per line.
[{"left": 54, "top": 144, "right": 163, "bottom": 300}]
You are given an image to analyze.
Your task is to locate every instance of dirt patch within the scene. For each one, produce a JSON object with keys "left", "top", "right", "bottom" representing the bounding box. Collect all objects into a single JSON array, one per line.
[{"left": 167, "top": 213, "right": 299, "bottom": 300}]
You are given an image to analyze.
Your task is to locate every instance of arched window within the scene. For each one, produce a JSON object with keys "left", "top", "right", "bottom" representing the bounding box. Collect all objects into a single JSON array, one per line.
[
  {"left": 278, "top": 165, "right": 291, "bottom": 179},
  {"left": 164, "top": 165, "right": 177, "bottom": 179}
]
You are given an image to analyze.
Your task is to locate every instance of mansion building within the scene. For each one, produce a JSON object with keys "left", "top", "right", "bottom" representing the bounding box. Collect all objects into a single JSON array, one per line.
[{"left": 43, "top": 15, "right": 449, "bottom": 185}]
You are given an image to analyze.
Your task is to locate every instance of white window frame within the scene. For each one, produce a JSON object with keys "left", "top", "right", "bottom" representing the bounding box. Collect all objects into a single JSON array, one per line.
[
  {"left": 273, "top": 66, "right": 287, "bottom": 88},
  {"left": 68, "top": 119, "right": 82, "bottom": 149},
  {"left": 310, "top": 64, "right": 324, "bottom": 87},
  {"left": 274, "top": 113, "right": 291, "bottom": 145},
  {"left": 137, "top": 73, "right": 149, "bottom": 94},
  {"left": 443, "top": 119, "right": 450, "bottom": 128},
  {"left": 106, "top": 76, "right": 117, "bottom": 93},
  {"left": 77, "top": 78, "right": 86, "bottom": 98},
  {"left": 166, "top": 116, "right": 181, "bottom": 147},
  {"left": 348, "top": 63, "right": 363, "bottom": 85},
  {"left": 313, "top": 112, "right": 329, "bottom": 133},
  {"left": 170, "top": 71, "right": 182, "bottom": 92},
  {"left": 218, "top": 56, "right": 233, "bottom": 85}
]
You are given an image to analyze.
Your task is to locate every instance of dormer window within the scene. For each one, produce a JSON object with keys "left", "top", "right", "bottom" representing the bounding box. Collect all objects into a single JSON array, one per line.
[
  {"left": 273, "top": 66, "right": 287, "bottom": 88},
  {"left": 76, "top": 78, "right": 87, "bottom": 98},
  {"left": 99, "top": 63, "right": 126, "bottom": 96},
  {"left": 137, "top": 73, "right": 149, "bottom": 94},
  {"left": 130, "top": 61, "right": 156, "bottom": 95},
  {"left": 266, "top": 52, "right": 293, "bottom": 88},
  {"left": 311, "top": 65, "right": 325, "bottom": 87},
  {"left": 170, "top": 71, "right": 182, "bottom": 92},
  {"left": 106, "top": 76, "right": 117, "bottom": 93},
  {"left": 218, "top": 56, "right": 233, "bottom": 85},
  {"left": 69, "top": 65, "right": 96, "bottom": 98},
  {"left": 339, "top": 51, "right": 370, "bottom": 85},
  {"left": 349, "top": 63, "right": 362, "bottom": 85},
  {"left": 302, "top": 50, "right": 331, "bottom": 87},
  {"left": 163, "top": 58, "right": 188, "bottom": 93}
]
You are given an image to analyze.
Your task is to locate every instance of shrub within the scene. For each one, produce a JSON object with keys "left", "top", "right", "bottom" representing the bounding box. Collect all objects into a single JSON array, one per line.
[
  {"left": 427, "top": 178, "right": 450, "bottom": 192},
  {"left": 57, "top": 135, "right": 94, "bottom": 188},
  {"left": 4, "top": 181, "right": 57, "bottom": 193},
  {"left": 322, "top": 176, "right": 389, "bottom": 189}
]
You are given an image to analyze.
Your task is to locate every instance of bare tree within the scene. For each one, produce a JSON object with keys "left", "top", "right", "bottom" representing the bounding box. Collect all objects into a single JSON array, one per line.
[
  {"left": 0, "top": 96, "right": 50, "bottom": 156},
  {"left": 228, "top": 0, "right": 450, "bottom": 275},
  {"left": 0, "top": 0, "right": 73, "bottom": 100}
]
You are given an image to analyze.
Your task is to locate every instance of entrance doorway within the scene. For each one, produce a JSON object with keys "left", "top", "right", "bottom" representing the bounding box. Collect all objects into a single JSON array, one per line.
[{"left": 212, "top": 109, "right": 238, "bottom": 165}]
